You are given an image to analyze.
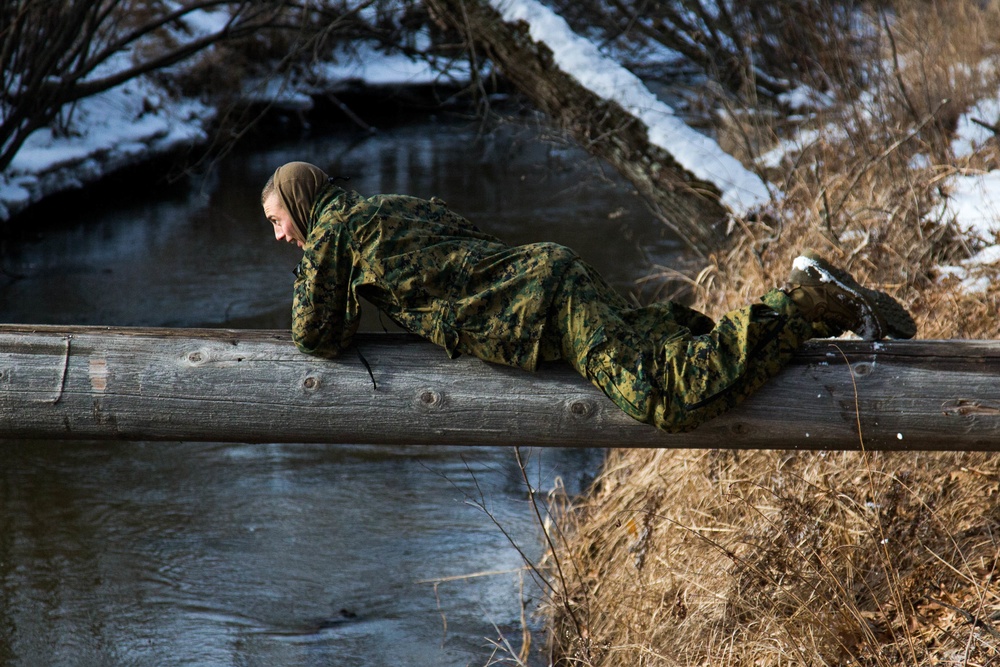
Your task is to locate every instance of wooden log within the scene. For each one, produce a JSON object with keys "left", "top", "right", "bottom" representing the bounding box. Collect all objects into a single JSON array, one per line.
[{"left": 1, "top": 324, "right": 999, "bottom": 450}]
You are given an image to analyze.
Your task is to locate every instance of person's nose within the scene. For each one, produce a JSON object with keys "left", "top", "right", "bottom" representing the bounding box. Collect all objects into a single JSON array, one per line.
[{"left": 274, "top": 226, "right": 285, "bottom": 242}]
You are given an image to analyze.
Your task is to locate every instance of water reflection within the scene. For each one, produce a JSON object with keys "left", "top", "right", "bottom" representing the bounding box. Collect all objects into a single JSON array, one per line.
[
  {"left": 0, "top": 441, "right": 603, "bottom": 666},
  {"left": 0, "top": 119, "right": 683, "bottom": 666},
  {"left": 0, "top": 121, "right": 682, "bottom": 328}
]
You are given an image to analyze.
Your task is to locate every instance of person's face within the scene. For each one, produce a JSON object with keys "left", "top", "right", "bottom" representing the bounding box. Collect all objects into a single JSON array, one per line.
[{"left": 263, "top": 193, "right": 305, "bottom": 248}]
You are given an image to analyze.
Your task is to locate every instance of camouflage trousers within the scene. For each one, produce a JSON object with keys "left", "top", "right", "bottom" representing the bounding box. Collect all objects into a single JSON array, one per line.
[{"left": 540, "top": 259, "right": 814, "bottom": 433}]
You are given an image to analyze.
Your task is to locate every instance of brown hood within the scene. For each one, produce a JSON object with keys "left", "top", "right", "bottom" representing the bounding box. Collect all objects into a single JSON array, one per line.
[{"left": 271, "top": 162, "right": 329, "bottom": 238}]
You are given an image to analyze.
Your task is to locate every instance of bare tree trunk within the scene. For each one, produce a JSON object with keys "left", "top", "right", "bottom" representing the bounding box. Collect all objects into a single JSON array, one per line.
[
  {"left": 3, "top": 324, "right": 998, "bottom": 451},
  {"left": 425, "top": 0, "right": 729, "bottom": 255}
]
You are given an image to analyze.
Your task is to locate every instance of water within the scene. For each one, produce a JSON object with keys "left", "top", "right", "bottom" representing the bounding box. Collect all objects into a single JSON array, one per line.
[{"left": 0, "top": 120, "right": 684, "bottom": 665}]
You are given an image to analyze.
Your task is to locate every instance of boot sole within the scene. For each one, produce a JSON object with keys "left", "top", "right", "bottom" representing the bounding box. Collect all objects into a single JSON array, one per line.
[{"left": 794, "top": 253, "right": 917, "bottom": 339}]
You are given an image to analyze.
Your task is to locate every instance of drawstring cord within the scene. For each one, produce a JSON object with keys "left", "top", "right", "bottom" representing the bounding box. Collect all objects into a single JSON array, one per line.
[
  {"left": 355, "top": 313, "right": 392, "bottom": 392},
  {"left": 356, "top": 347, "right": 377, "bottom": 391}
]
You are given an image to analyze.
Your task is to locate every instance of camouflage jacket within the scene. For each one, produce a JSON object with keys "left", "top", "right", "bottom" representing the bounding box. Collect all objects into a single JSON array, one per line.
[{"left": 292, "top": 184, "right": 578, "bottom": 371}]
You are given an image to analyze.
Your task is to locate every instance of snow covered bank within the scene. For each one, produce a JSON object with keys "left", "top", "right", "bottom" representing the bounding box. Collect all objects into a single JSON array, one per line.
[
  {"left": 931, "top": 90, "right": 1000, "bottom": 291},
  {"left": 0, "top": 75, "right": 214, "bottom": 222},
  {"left": 242, "top": 43, "right": 471, "bottom": 112},
  {"left": 755, "top": 79, "right": 1000, "bottom": 295},
  {"left": 0, "top": 4, "right": 235, "bottom": 222},
  {"left": 0, "top": 44, "right": 465, "bottom": 224},
  {"left": 489, "top": 0, "right": 772, "bottom": 215}
]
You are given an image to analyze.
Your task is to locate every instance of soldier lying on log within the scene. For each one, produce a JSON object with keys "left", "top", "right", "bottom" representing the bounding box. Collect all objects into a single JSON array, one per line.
[{"left": 261, "top": 161, "right": 915, "bottom": 433}]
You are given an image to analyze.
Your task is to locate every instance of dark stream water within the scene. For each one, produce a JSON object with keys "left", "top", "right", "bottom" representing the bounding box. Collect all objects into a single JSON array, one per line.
[{"left": 0, "top": 120, "right": 684, "bottom": 666}]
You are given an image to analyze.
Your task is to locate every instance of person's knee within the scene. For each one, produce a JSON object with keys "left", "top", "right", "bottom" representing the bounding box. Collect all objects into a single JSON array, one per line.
[
  {"left": 585, "top": 345, "right": 657, "bottom": 424},
  {"left": 649, "top": 396, "right": 733, "bottom": 433}
]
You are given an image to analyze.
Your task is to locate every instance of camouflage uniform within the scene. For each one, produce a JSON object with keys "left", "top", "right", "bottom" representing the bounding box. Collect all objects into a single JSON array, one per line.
[{"left": 293, "top": 184, "right": 814, "bottom": 433}]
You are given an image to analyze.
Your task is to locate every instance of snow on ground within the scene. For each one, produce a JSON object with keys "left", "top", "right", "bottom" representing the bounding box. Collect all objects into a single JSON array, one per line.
[
  {"left": 932, "top": 86, "right": 1000, "bottom": 291},
  {"left": 242, "top": 41, "right": 471, "bottom": 111},
  {"left": 756, "top": 72, "right": 1000, "bottom": 294},
  {"left": 0, "top": 5, "right": 240, "bottom": 221},
  {"left": 315, "top": 42, "right": 470, "bottom": 89},
  {"left": 488, "top": 0, "right": 772, "bottom": 215},
  {"left": 0, "top": 62, "right": 215, "bottom": 222},
  {"left": 0, "top": 43, "right": 460, "bottom": 223}
]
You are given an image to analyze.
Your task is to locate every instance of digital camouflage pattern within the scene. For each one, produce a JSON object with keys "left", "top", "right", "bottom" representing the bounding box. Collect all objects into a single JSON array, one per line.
[
  {"left": 293, "top": 184, "right": 815, "bottom": 432},
  {"left": 542, "top": 260, "right": 814, "bottom": 431},
  {"left": 293, "top": 185, "right": 578, "bottom": 370}
]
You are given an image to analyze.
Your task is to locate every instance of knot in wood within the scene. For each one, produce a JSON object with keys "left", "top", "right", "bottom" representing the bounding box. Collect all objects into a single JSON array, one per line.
[
  {"left": 187, "top": 351, "right": 205, "bottom": 365},
  {"left": 942, "top": 398, "right": 1000, "bottom": 416},
  {"left": 852, "top": 361, "right": 874, "bottom": 377},
  {"left": 568, "top": 399, "right": 595, "bottom": 419},
  {"left": 302, "top": 376, "right": 321, "bottom": 392},
  {"left": 416, "top": 389, "right": 443, "bottom": 411}
]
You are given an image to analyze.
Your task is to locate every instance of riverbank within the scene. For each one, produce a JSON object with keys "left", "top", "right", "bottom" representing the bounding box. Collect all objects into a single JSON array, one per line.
[
  {"left": 542, "top": 5, "right": 1000, "bottom": 665},
  {"left": 0, "top": 44, "right": 469, "bottom": 223}
]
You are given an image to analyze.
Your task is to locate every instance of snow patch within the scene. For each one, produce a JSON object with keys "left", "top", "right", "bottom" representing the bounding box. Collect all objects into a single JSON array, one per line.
[
  {"left": 952, "top": 88, "right": 1000, "bottom": 159},
  {"left": 489, "top": 0, "right": 771, "bottom": 215},
  {"left": 0, "top": 72, "right": 214, "bottom": 221},
  {"left": 314, "top": 43, "right": 469, "bottom": 88},
  {"left": 937, "top": 242, "right": 1000, "bottom": 293},
  {"left": 777, "top": 84, "right": 835, "bottom": 112},
  {"left": 0, "top": 41, "right": 461, "bottom": 222},
  {"left": 932, "top": 171, "right": 1000, "bottom": 240},
  {"left": 792, "top": 255, "right": 831, "bottom": 281},
  {"left": 756, "top": 128, "right": 824, "bottom": 169},
  {"left": 178, "top": 6, "right": 232, "bottom": 37}
]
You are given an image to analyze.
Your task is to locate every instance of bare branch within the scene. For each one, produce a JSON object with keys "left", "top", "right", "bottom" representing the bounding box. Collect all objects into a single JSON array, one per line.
[{"left": 0, "top": 0, "right": 385, "bottom": 175}]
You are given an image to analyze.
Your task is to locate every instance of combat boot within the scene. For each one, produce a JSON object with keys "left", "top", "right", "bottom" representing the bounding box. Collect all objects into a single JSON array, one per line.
[{"left": 783, "top": 250, "right": 916, "bottom": 340}]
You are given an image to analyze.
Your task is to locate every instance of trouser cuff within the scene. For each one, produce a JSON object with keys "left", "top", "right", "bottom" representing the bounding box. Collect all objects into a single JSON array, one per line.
[
  {"left": 760, "top": 288, "right": 816, "bottom": 343},
  {"left": 761, "top": 288, "right": 844, "bottom": 338}
]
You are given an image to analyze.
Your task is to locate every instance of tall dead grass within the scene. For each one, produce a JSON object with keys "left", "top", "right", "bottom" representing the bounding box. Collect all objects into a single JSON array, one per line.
[
  {"left": 547, "top": 448, "right": 1000, "bottom": 666},
  {"left": 544, "top": 2, "right": 1000, "bottom": 665}
]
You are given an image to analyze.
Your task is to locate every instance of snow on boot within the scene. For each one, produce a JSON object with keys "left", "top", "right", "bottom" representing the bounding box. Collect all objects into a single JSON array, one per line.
[{"left": 783, "top": 250, "right": 916, "bottom": 340}]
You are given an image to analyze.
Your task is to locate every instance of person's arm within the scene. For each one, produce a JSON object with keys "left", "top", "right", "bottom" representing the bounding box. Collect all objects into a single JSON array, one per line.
[{"left": 291, "top": 232, "right": 361, "bottom": 359}]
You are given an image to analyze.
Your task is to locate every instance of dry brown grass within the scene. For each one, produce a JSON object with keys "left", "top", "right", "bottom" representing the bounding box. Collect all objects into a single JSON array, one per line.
[
  {"left": 544, "top": 2, "right": 1000, "bottom": 665},
  {"left": 705, "top": 1, "right": 1000, "bottom": 328},
  {"left": 547, "top": 449, "right": 1000, "bottom": 666}
]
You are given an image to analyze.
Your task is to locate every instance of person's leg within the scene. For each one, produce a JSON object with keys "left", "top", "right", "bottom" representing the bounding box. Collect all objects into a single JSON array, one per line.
[
  {"left": 546, "top": 261, "right": 814, "bottom": 432},
  {"left": 543, "top": 260, "right": 659, "bottom": 422},
  {"left": 548, "top": 250, "right": 915, "bottom": 433},
  {"left": 646, "top": 289, "right": 813, "bottom": 432}
]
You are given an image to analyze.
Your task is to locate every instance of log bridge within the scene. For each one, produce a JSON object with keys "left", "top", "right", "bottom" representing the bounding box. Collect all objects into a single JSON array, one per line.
[{"left": 1, "top": 324, "right": 999, "bottom": 450}]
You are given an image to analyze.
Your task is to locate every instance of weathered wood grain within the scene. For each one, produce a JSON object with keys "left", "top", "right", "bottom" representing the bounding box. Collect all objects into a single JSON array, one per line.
[{"left": 1, "top": 324, "right": 999, "bottom": 449}]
